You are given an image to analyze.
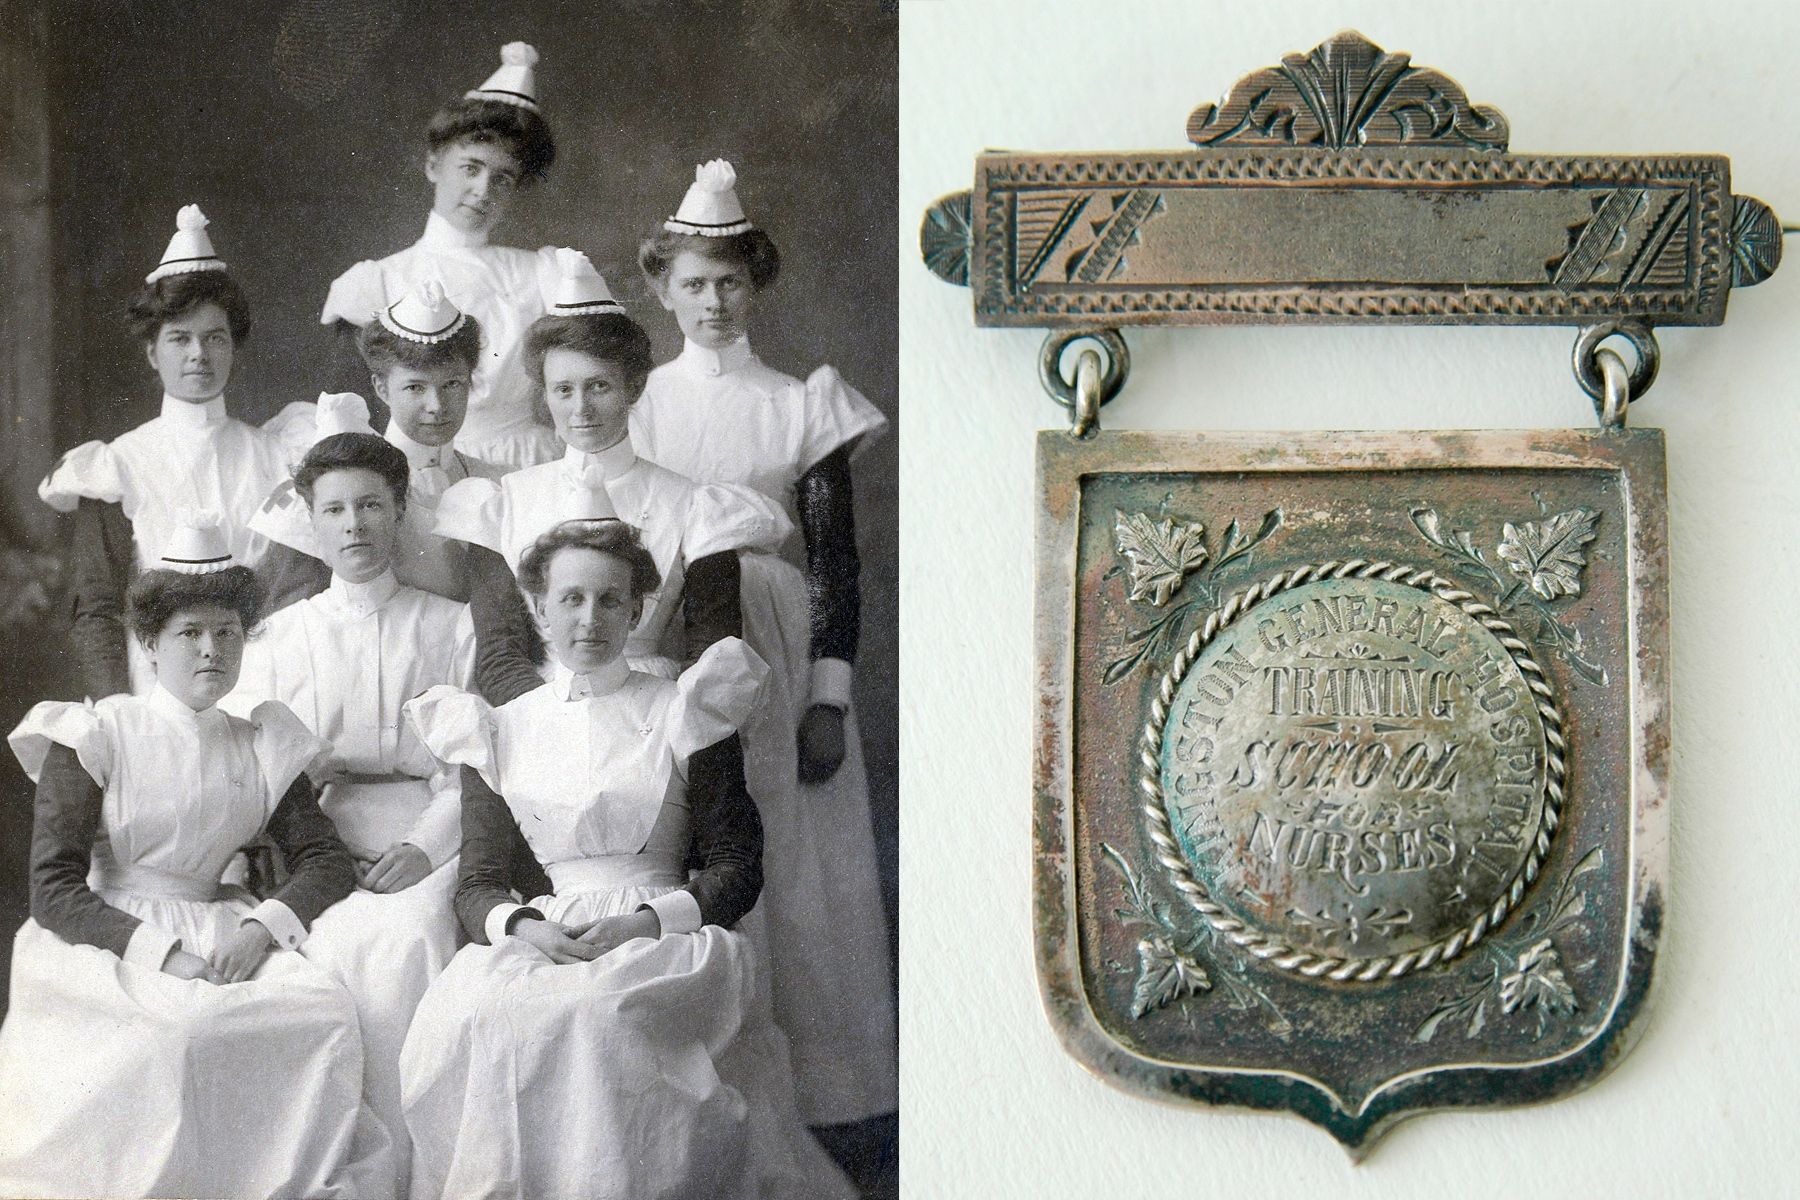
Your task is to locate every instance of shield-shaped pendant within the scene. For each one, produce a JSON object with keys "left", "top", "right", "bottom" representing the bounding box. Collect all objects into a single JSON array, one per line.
[
  {"left": 1035, "top": 427, "right": 1666, "bottom": 1152},
  {"left": 922, "top": 29, "right": 1782, "bottom": 1152}
]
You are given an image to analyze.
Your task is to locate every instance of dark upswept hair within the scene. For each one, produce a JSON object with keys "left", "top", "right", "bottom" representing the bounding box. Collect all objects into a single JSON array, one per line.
[
  {"left": 356, "top": 314, "right": 484, "bottom": 375},
  {"left": 426, "top": 98, "right": 555, "bottom": 185},
  {"left": 126, "top": 270, "right": 252, "bottom": 346},
  {"left": 523, "top": 313, "right": 655, "bottom": 394},
  {"left": 294, "top": 432, "right": 412, "bottom": 510},
  {"left": 517, "top": 520, "right": 661, "bottom": 601},
  {"left": 638, "top": 228, "right": 781, "bottom": 293},
  {"left": 127, "top": 565, "right": 265, "bottom": 642}
]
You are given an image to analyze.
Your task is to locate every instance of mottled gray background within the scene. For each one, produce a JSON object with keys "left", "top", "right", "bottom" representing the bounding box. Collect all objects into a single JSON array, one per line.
[{"left": 0, "top": 0, "right": 896, "bottom": 1012}]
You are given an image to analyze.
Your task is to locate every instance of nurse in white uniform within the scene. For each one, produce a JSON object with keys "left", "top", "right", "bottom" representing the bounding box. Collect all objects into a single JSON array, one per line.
[
  {"left": 0, "top": 522, "right": 391, "bottom": 1199},
  {"left": 402, "top": 519, "right": 852, "bottom": 1200},
  {"left": 40, "top": 206, "right": 293, "bottom": 698},
  {"left": 226, "top": 425, "right": 476, "bottom": 1199},
  {"left": 633, "top": 160, "right": 897, "bottom": 1126}
]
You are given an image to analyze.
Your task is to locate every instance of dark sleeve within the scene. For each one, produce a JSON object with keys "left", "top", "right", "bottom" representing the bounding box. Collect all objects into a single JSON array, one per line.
[
  {"left": 29, "top": 744, "right": 141, "bottom": 958},
  {"left": 680, "top": 550, "right": 743, "bottom": 669},
  {"left": 263, "top": 774, "right": 355, "bottom": 929},
  {"left": 256, "top": 542, "right": 331, "bottom": 615},
  {"left": 454, "top": 764, "right": 547, "bottom": 942},
  {"left": 66, "top": 499, "right": 132, "bottom": 700},
  {"left": 794, "top": 446, "right": 861, "bottom": 664},
  {"left": 681, "top": 734, "right": 763, "bottom": 930},
  {"left": 467, "top": 545, "right": 548, "bottom": 706}
]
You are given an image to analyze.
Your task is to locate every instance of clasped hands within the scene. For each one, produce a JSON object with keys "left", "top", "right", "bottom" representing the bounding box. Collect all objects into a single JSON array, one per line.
[
  {"left": 161, "top": 920, "right": 274, "bottom": 985},
  {"left": 511, "top": 908, "right": 661, "bottom": 965}
]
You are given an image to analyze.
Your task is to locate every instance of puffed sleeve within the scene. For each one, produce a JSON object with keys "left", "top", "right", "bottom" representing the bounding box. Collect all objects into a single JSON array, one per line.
[
  {"left": 38, "top": 440, "right": 126, "bottom": 513},
  {"left": 320, "top": 259, "right": 387, "bottom": 328},
  {"left": 683, "top": 482, "right": 794, "bottom": 560},
  {"left": 531, "top": 244, "right": 563, "bottom": 308},
  {"left": 433, "top": 477, "right": 507, "bottom": 557},
  {"left": 8, "top": 700, "right": 112, "bottom": 786},
  {"left": 667, "top": 637, "right": 769, "bottom": 769},
  {"left": 260, "top": 400, "right": 323, "bottom": 472},
  {"left": 797, "top": 364, "right": 889, "bottom": 473},
  {"left": 405, "top": 685, "right": 501, "bottom": 792},
  {"left": 250, "top": 700, "right": 332, "bottom": 803}
]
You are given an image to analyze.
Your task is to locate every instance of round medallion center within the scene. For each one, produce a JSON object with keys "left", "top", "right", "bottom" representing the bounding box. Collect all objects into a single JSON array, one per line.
[{"left": 1156, "top": 575, "right": 1550, "bottom": 967}]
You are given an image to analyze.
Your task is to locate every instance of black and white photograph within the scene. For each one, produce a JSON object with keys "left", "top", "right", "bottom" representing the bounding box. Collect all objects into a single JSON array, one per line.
[{"left": 0, "top": 3, "right": 897, "bottom": 1197}]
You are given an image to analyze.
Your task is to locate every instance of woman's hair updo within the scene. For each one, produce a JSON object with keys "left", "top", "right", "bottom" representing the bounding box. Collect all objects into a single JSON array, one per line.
[
  {"left": 517, "top": 520, "right": 661, "bottom": 601},
  {"left": 125, "top": 270, "right": 253, "bottom": 347},
  {"left": 126, "top": 565, "right": 265, "bottom": 643},
  {"left": 638, "top": 228, "right": 781, "bottom": 293},
  {"left": 293, "top": 432, "right": 412, "bottom": 511},
  {"left": 426, "top": 97, "right": 555, "bottom": 185},
  {"left": 523, "top": 312, "right": 655, "bottom": 394},
  {"left": 356, "top": 313, "right": 483, "bottom": 375}
]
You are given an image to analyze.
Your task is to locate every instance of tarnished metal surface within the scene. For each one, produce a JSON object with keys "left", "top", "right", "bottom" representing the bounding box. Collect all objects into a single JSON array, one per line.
[
  {"left": 1034, "top": 429, "right": 1670, "bottom": 1154},
  {"left": 921, "top": 31, "right": 1782, "bottom": 326}
]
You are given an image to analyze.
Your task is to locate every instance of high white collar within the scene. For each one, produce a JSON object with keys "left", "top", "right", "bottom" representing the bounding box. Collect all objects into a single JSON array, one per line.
[
  {"left": 147, "top": 682, "right": 223, "bottom": 726},
  {"left": 160, "top": 395, "right": 227, "bottom": 428},
  {"left": 560, "top": 435, "right": 637, "bottom": 484},
  {"left": 549, "top": 654, "right": 632, "bottom": 701},
  {"left": 420, "top": 209, "right": 490, "bottom": 251},
  {"left": 384, "top": 420, "right": 453, "bottom": 471},
  {"left": 677, "top": 337, "right": 756, "bottom": 378},
  {"left": 326, "top": 569, "right": 402, "bottom": 618}
]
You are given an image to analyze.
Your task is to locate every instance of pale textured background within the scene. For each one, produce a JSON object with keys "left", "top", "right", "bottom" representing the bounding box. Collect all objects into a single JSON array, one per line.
[{"left": 900, "top": 1, "right": 1800, "bottom": 1195}]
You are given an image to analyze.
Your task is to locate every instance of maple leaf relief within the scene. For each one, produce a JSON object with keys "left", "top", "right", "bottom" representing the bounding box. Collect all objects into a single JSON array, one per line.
[
  {"left": 1496, "top": 507, "right": 1601, "bottom": 601},
  {"left": 1129, "top": 934, "right": 1211, "bottom": 1018},
  {"left": 1114, "top": 510, "right": 1207, "bottom": 606}
]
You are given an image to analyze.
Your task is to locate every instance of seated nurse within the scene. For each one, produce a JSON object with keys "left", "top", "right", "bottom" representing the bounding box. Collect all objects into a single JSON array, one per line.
[
  {"left": 0, "top": 518, "right": 391, "bottom": 1199},
  {"left": 226, "top": 429, "right": 476, "bottom": 1198},
  {"left": 401, "top": 520, "right": 851, "bottom": 1200}
]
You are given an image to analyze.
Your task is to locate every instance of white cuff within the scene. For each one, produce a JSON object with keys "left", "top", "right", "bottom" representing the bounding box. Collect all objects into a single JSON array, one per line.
[
  {"left": 405, "top": 788, "right": 464, "bottom": 870},
  {"left": 124, "top": 923, "right": 181, "bottom": 971},
  {"left": 485, "top": 902, "right": 537, "bottom": 946},
  {"left": 642, "top": 889, "right": 703, "bottom": 936},
  {"left": 246, "top": 899, "right": 307, "bottom": 951},
  {"left": 809, "top": 657, "right": 854, "bottom": 710}
]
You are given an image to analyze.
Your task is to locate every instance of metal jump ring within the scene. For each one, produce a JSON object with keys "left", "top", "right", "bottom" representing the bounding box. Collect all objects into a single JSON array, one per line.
[
  {"left": 1594, "top": 346, "right": 1630, "bottom": 429},
  {"left": 1038, "top": 328, "right": 1130, "bottom": 413},
  {"left": 1572, "top": 320, "right": 1659, "bottom": 404},
  {"left": 1069, "top": 350, "right": 1102, "bottom": 438}
]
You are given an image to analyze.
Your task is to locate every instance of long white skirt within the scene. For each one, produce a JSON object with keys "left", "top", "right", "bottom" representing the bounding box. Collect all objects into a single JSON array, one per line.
[
  {"left": 0, "top": 891, "right": 394, "bottom": 1199},
  {"left": 738, "top": 552, "right": 898, "bottom": 1124},
  {"left": 398, "top": 881, "right": 854, "bottom": 1200},
  {"left": 304, "top": 856, "right": 461, "bottom": 1199}
]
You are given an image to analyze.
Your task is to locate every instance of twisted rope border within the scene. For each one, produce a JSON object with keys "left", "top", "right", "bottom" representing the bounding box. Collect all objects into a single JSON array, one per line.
[{"left": 1138, "top": 560, "right": 1566, "bottom": 983}]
